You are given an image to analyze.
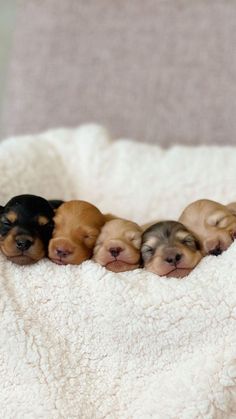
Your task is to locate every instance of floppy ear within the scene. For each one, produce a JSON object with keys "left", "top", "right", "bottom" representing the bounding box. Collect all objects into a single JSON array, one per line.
[
  {"left": 48, "top": 200, "right": 64, "bottom": 211},
  {"left": 227, "top": 202, "right": 236, "bottom": 216},
  {"left": 77, "top": 226, "right": 100, "bottom": 249},
  {"left": 0, "top": 206, "right": 4, "bottom": 215},
  {"left": 104, "top": 213, "right": 116, "bottom": 222}
]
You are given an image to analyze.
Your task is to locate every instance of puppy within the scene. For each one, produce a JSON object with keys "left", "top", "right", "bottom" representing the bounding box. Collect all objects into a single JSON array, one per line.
[
  {"left": 49, "top": 200, "right": 64, "bottom": 210},
  {"left": 179, "top": 199, "right": 236, "bottom": 255},
  {"left": 0, "top": 194, "right": 59, "bottom": 265},
  {"left": 93, "top": 218, "right": 142, "bottom": 272},
  {"left": 227, "top": 202, "right": 236, "bottom": 213},
  {"left": 141, "top": 221, "right": 202, "bottom": 278},
  {"left": 48, "top": 200, "right": 106, "bottom": 265}
]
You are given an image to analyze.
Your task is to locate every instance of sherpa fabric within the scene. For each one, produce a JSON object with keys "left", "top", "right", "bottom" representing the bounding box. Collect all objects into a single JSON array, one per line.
[{"left": 1, "top": 124, "right": 236, "bottom": 418}]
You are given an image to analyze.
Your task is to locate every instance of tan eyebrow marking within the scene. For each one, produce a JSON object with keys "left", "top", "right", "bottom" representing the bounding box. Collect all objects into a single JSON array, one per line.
[
  {"left": 6, "top": 211, "right": 17, "bottom": 223},
  {"left": 144, "top": 237, "right": 159, "bottom": 248},
  {"left": 176, "top": 230, "right": 189, "bottom": 240},
  {"left": 38, "top": 215, "right": 49, "bottom": 226}
]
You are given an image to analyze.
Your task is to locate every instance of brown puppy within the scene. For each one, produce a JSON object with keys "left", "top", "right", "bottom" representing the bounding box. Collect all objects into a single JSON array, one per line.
[
  {"left": 141, "top": 221, "right": 202, "bottom": 278},
  {"left": 179, "top": 199, "right": 236, "bottom": 255},
  {"left": 93, "top": 218, "right": 142, "bottom": 272},
  {"left": 48, "top": 200, "right": 106, "bottom": 265}
]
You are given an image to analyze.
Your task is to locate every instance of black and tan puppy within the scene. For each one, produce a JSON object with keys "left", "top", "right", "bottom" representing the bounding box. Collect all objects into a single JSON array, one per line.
[
  {"left": 141, "top": 221, "right": 202, "bottom": 278},
  {"left": 0, "top": 194, "right": 63, "bottom": 265}
]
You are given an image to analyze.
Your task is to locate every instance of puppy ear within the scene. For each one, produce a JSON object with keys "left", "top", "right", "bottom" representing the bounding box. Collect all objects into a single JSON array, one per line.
[
  {"left": 227, "top": 202, "right": 236, "bottom": 216},
  {"left": 78, "top": 226, "right": 100, "bottom": 249},
  {"left": 104, "top": 213, "right": 116, "bottom": 222},
  {"left": 0, "top": 206, "right": 4, "bottom": 214},
  {"left": 125, "top": 230, "right": 142, "bottom": 249},
  {"left": 48, "top": 200, "right": 64, "bottom": 211}
]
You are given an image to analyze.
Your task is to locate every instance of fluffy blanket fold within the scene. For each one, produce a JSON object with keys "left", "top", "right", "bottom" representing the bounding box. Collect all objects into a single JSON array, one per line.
[{"left": 0, "top": 125, "right": 236, "bottom": 418}]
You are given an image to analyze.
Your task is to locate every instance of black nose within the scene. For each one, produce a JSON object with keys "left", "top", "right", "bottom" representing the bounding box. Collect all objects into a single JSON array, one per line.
[
  {"left": 16, "top": 238, "right": 33, "bottom": 251},
  {"left": 109, "top": 247, "right": 122, "bottom": 258},
  {"left": 165, "top": 253, "right": 182, "bottom": 265},
  {"left": 209, "top": 246, "right": 222, "bottom": 256}
]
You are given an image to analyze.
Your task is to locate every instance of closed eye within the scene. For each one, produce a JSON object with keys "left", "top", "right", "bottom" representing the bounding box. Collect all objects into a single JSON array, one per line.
[
  {"left": 207, "top": 211, "right": 229, "bottom": 227},
  {"left": 84, "top": 234, "right": 97, "bottom": 239},
  {"left": 1, "top": 218, "right": 12, "bottom": 227},
  {"left": 214, "top": 216, "right": 229, "bottom": 228},
  {"left": 215, "top": 217, "right": 224, "bottom": 225},
  {"left": 182, "top": 237, "right": 194, "bottom": 245},
  {"left": 181, "top": 235, "right": 200, "bottom": 250},
  {"left": 142, "top": 245, "right": 154, "bottom": 254},
  {"left": 124, "top": 230, "right": 142, "bottom": 249}
]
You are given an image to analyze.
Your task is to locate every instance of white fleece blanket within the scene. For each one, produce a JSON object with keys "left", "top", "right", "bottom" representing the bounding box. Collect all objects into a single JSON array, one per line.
[{"left": 1, "top": 125, "right": 236, "bottom": 419}]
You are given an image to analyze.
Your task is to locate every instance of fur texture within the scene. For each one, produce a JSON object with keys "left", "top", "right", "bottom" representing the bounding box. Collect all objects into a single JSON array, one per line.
[{"left": 0, "top": 124, "right": 236, "bottom": 417}]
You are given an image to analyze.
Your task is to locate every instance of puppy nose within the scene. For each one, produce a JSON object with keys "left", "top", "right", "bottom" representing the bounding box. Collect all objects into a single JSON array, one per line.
[
  {"left": 109, "top": 247, "right": 122, "bottom": 258},
  {"left": 232, "top": 231, "right": 236, "bottom": 240},
  {"left": 205, "top": 239, "right": 223, "bottom": 255},
  {"left": 16, "top": 239, "right": 33, "bottom": 251},
  {"left": 55, "top": 248, "right": 72, "bottom": 258},
  {"left": 165, "top": 253, "right": 182, "bottom": 265},
  {"left": 209, "top": 246, "right": 222, "bottom": 256}
]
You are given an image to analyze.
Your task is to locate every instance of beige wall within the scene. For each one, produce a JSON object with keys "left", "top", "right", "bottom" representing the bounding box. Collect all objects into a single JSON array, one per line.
[
  {"left": 2, "top": 1, "right": 236, "bottom": 146},
  {"left": 0, "top": 0, "right": 17, "bottom": 135}
]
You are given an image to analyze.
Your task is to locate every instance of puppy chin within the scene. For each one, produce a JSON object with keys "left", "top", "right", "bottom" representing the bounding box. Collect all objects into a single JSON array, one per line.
[
  {"left": 105, "top": 260, "right": 139, "bottom": 272},
  {"left": 50, "top": 258, "right": 68, "bottom": 265},
  {"left": 95, "top": 248, "right": 140, "bottom": 272},
  {"left": 50, "top": 251, "right": 91, "bottom": 265},
  {"left": 6, "top": 254, "right": 38, "bottom": 265},
  {"left": 165, "top": 268, "right": 192, "bottom": 278},
  {"left": 145, "top": 262, "right": 193, "bottom": 278}
]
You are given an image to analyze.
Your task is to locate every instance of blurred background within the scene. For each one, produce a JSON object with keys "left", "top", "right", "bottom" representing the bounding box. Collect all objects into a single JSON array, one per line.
[{"left": 1, "top": 0, "right": 236, "bottom": 146}]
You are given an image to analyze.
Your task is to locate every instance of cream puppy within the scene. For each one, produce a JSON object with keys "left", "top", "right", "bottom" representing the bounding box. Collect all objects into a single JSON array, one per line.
[
  {"left": 227, "top": 202, "right": 236, "bottom": 213},
  {"left": 93, "top": 218, "right": 142, "bottom": 272},
  {"left": 179, "top": 199, "right": 236, "bottom": 255}
]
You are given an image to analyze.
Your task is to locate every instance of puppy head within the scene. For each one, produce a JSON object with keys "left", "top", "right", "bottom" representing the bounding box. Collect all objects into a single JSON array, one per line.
[
  {"left": 141, "top": 221, "right": 202, "bottom": 278},
  {"left": 179, "top": 199, "right": 236, "bottom": 256},
  {"left": 48, "top": 200, "right": 105, "bottom": 265},
  {"left": 93, "top": 218, "right": 142, "bottom": 272},
  {"left": 0, "top": 194, "right": 55, "bottom": 265}
]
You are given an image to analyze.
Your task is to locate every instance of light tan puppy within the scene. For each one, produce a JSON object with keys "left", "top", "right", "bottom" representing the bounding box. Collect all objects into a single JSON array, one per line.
[
  {"left": 179, "top": 199, "right": 236, "bottom": 256},
  {"left": 227, "top": 202, "right": 236, "bottom": 213},
  {"left": 49, "top": 200, "right": 106, "bottom": 265},
  {"left": 141, "top": 221, "right": 202, "bottom": 278},
  {"left": 93, "top": 218, "right": 142, "bottom": 272}
]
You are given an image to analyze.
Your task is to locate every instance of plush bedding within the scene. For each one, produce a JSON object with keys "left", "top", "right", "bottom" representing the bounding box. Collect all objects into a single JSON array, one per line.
[{"left": 1, "top": 124, "right": 236, "bottom": 418}]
